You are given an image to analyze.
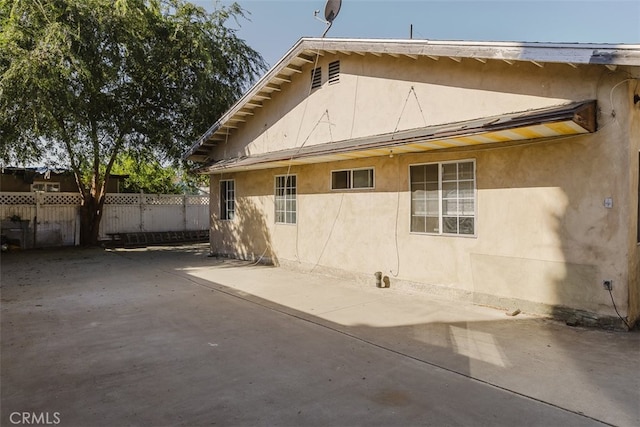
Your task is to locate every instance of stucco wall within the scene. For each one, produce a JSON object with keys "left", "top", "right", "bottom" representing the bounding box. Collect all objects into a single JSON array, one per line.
[
  {"left": 210, "top": 53, "right": 605, "bottom": 163},
  {"left": 208, "top": 54, "right": 639, "bottom": 326},
  {"left": 211, "top": 133, "right": 628, "bottom": 318}
]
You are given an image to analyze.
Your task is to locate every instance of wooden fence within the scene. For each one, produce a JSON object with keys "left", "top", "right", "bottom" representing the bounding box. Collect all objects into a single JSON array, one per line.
[{"left": 0, "top": 192, "right": 209, "bottom": 248}]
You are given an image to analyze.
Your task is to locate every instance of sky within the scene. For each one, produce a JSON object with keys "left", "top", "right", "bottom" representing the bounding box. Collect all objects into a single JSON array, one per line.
[{"left": 194, "top": 0, "right": 640, "bottom": 67}]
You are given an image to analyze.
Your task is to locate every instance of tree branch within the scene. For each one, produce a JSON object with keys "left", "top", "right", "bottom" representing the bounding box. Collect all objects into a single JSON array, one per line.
[
  {"left": 98, "top": 130, "right": 126, "bottom": 204},
  {"left": 55, "top": 115, "right": 88, "bottom": 200},
  {"left": 89, "top": 118, "right": 101, "bottom": 197}
]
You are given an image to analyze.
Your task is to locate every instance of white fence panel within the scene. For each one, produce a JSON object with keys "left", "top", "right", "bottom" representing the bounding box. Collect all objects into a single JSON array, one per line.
[
  {"left": 100, "top": 194, "right": 144, "bottom": 236},
  {"left": 1, "top": 191, "right": 209, "bottom": 247},
  {"left": 98, "top": 194, "right": 209, "bottom": 238},
  {"left": 141, "top": 195, "right": 185, "bottom": 232},
  {"left": 37, "top": 193, "right": 81, "bottom": 247},
  {"left": 186, "top": 196, "right": 210, "bottom": 230},
  {"left": 0, "top": 193, "right": 36, "bottom": 248},
  {"left": 0, "top": 193, "right": 36, "bottom": 223}
]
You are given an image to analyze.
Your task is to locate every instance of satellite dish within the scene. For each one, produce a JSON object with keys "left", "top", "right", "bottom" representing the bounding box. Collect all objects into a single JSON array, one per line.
[
  {"left": 324, "top": 0, "right": 342, "bottom": 23},
  {"left": 319, "top": 0, "right": 342, "bottom": 37}
]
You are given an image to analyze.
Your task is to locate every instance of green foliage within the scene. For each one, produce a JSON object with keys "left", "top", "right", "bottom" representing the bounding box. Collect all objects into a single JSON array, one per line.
[
  {"left": 111, "top": 151, "right": 206, "bottom": 194},
  {"left": 0, "top": 0, "right": 265, "bottom": 242}
]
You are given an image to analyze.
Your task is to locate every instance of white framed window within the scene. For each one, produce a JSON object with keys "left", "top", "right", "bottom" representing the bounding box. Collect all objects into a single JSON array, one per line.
[
  {"left": 219, "top": 179, "right": 235, "bottom": 220},
  {"left": 331, "top": 168, "right": 374, "bottom": 190},
  {"left": 275, "top": 175, "right": 296, "bottom": 224},
  {"left": 31, "top": 182, "right": 60, "bottom": 192},
  {"left": 410, "top": 160, "right": 476, "bottom": 236}
]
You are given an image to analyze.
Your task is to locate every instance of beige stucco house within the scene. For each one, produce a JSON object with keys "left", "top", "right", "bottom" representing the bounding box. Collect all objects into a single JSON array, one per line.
[{"left": 185, "top": 38, "right": 640, "bottom": 329}]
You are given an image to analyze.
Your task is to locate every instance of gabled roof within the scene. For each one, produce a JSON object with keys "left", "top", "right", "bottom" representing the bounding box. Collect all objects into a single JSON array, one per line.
[{"left": 184, "top": 38, "right": 640, "bottom": 163}]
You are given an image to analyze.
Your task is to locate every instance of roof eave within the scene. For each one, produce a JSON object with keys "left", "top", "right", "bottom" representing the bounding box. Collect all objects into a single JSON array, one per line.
[{"left": 183, "top": 38, "right": 311, "bottom": 162}]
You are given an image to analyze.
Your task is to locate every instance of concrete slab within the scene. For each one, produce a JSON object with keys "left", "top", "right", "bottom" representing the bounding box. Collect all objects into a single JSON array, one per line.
[{"left": 1, "top": 244, "right": 638, "bottom": 426}]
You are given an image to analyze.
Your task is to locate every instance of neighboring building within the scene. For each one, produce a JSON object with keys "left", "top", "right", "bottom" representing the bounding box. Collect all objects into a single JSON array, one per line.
[
  {"left": 185, "top": 38, "right": 640, "bottom": 329},
  {"left": 0, "top": 167, "right": 126, "bottom": 193}
]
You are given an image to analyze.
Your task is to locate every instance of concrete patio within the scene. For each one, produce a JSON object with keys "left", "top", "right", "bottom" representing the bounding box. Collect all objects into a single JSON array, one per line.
[{"left": 1, "top": 244, "right": 638, "bottom": 426}]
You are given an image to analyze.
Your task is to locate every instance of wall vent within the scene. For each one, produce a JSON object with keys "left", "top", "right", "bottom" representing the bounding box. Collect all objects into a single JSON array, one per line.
[
  {"left": 311, "top": 67, "right": 322, "bottom": 89},
  {"left": 328, "top": 60, "right": 340, "bottom": 84}
]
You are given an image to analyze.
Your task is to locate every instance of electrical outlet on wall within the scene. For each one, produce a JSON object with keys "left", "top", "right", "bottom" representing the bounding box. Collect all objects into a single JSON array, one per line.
[{"left": 602, "top": 280, "right": 613, "bottom": 291}]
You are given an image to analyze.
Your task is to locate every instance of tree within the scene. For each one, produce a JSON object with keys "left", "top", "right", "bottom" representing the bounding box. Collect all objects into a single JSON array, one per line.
[{"left": 0, "top": 0, "right": 265, "bottom": 244}]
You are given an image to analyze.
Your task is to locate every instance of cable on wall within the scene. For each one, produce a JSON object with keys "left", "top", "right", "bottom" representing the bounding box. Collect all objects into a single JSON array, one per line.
[
  {"left": 325, "top": 109, "right": 334, "bottom": 143},
  {"left": 389, "top": 164, "right": 401, "bottom": 278},
  {"left": 387, "top": 86, "right": 427, "bottom": 278},
  {"left": 609, "top": 78, "right": 638, "bottom": 119},
  {"left": 595, "top": 73, "right": 639, "bottom": 133},
  {"left": 608, "top": 288, "right": 631, "bottom": 330},
  {"left": 310, "top": 192, "right": 345, "bottom": 273},
  {"left": 411, "top": 86, "right": 427, "bottom": 127},
  {"left": 393, "top": 86, "right": 426, "bottom": 134},
  {"left": 290, "top": 109, "right": 334, "bottom": 261},
  {"left": 281, "top": 44, "right": 326, "bottom": 262},
  {"left": 215, "top": 44, "right": 326, "bottom": 264}
]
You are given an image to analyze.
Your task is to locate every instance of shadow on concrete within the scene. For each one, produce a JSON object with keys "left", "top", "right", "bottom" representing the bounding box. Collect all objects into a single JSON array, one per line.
[{"left": 170, "top": 248, "right": 640, "bottom": 426}]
